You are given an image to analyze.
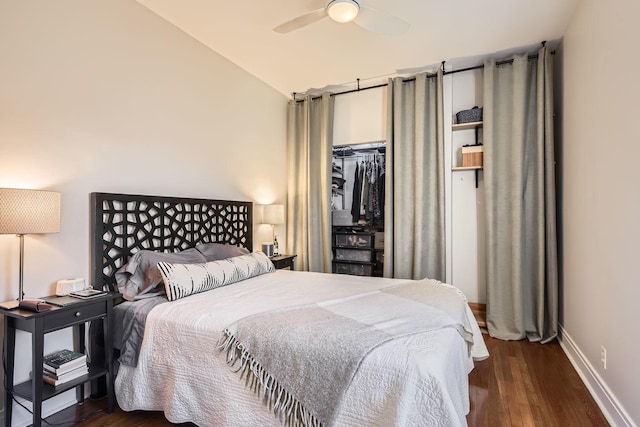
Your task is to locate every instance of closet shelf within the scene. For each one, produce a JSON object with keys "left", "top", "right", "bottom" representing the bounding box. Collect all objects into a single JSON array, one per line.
[
  {"left": 452, "top": 119, "right": 483, "bottom": 188},
  {"left": 452, "top": 121, "right": 483, "bottom": 131}
]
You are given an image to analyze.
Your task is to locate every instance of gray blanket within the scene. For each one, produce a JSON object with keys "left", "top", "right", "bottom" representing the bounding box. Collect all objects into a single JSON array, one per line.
[
  {"left": 219, "top": 279, "right": 473, "bottom": 427},
  {"left": 118, "top": 296, "right": 168, "bottom": 366}
]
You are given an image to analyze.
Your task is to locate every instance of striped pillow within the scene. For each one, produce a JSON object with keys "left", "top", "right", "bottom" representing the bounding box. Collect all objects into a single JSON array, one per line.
[{"left": 158, "top": 252, "right": 275, "bottom": 301}]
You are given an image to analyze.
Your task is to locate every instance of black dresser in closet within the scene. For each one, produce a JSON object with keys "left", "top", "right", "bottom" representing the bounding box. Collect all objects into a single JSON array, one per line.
[{"left": 332, "top": 226, "right": 383, "bottom": 277}]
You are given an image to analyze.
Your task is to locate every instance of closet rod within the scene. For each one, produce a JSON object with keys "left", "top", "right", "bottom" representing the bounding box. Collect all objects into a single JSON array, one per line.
[
  {"left": 296, "top": 51, "right": 551, "bottom": 102},
  {"left": 333, "top": 149, "right": 385, "bottom": 157}
]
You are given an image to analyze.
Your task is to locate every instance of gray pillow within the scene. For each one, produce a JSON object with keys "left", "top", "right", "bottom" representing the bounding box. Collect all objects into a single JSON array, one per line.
[
  {"left": 195, "top": 242, "right": 249, "bottom": 262},
  {"left": 115, "top": 248, "right": 207, "bottom": 301}
]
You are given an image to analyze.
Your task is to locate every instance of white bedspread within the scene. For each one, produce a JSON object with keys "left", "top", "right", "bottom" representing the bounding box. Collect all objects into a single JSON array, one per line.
[{"left": 115, "top": 270, "right": 489, "bottom": 427}]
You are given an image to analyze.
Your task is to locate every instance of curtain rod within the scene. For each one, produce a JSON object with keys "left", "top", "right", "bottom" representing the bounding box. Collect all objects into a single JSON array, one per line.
[
  {"left": 445, "top": 52, "right": 550, "bottom": 76},
  {"left": 295, "top": 44, "right": 551, "bottom": 102}
]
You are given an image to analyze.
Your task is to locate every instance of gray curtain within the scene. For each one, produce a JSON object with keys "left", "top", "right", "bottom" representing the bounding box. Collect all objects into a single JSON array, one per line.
[
  {"left": 384, "top": 70, "right": 445, "bottom": 280},
  {"left": 286, "top": 93, "right": 334, "bottom": 273},
  {"left": 483, "top": 46, "right": 558, "bottom": 342}
]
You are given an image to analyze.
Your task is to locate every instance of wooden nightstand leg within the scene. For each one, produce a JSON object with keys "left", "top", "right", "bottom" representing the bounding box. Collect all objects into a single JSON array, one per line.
[
  {"left": 76, "top": 323, "right": 86, "bottom": 403},
  {"left": 89, "top": 320, "right": 106, "bottom": 398},
  {"left": 31, "top": 319, "right": 45, "bottom": 427},
  {"left": 104, "top": 302, "right": 114, "bottom": 413},
  {"left": 4, "top": 318, "right": 16, "bottom": 427}
]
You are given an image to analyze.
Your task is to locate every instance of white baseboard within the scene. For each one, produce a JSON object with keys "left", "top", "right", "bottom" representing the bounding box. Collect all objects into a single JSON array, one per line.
[{"left": 558, "top": 325, "right": 636, "bottom": 427}]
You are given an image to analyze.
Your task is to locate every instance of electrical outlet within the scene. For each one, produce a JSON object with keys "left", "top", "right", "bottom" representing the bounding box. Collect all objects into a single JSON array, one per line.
[{"left": 601, "top": 346, "right": 607, "bottom": 370}]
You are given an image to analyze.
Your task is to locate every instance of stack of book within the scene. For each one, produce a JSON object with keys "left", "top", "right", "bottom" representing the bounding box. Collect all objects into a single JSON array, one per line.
[{"left": 43, "top": 349, "right": 88, "bottom": 386}]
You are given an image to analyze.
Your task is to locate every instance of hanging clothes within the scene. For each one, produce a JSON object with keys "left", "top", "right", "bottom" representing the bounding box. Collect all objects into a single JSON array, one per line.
[
  {"left": 357, "top": 161, "right": 365, "bottom": 221},
  {"left": 368, "top": 160, "right": 380, "bottom": 221},
  {"left": 376, "top": 157, "right": 385, "bottom": 225},
  {"left": 351, "top": 161, "right": 361, "bottom": 223},
  {"left": 362, "top": 160, "right": 370, "bottom": 211},
  {"left": 333, "top": 146, "right": 386, "bottom": 226}
]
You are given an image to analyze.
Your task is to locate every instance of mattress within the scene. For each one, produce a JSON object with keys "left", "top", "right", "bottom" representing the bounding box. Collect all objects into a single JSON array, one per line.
[{"left": 114, "top": 270, "right": 488, "bottom": 426}]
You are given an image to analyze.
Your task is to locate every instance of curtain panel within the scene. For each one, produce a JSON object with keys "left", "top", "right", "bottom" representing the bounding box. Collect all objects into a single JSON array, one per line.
[
  {"left": 286, "top": 93, "right": 334, "bottom": 273},
  {"left": 483, "top": 46, "right": 558, "bottom": 342},
  {"left": 384, "top": 70, "right": 446, "bottom": 281}
]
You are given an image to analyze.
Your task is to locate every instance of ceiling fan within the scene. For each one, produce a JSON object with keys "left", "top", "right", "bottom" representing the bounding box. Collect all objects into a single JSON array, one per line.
[{"left": 273, "top": 0, "right": 410, "bottom": 35}]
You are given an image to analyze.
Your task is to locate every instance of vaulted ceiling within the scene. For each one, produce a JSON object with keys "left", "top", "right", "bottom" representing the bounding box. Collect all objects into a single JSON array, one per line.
[{"left": 137, "top": 0, "right": 580, "bottom": 96}]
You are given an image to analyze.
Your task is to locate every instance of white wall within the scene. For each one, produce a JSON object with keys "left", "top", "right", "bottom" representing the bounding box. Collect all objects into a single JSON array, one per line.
[
  {"left": 448, "top": 70, "right": 486, "bottom": 303},
  {"left": 0, "top": 0, "right": 287, "bottom": 422},
  {"left": 561, "top": 0, "right": 640, "bottom": 425},
  {"left": 333, "top": 88, "right": 386, "bottom": 145}
]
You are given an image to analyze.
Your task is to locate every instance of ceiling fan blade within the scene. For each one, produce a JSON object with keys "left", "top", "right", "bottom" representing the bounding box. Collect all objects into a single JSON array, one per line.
[
  {"left": 354, "top": 6, "right": 410, "bottom": 35},
  {"left": 273, "top": 8, "right": 328, "bottom": 34}
]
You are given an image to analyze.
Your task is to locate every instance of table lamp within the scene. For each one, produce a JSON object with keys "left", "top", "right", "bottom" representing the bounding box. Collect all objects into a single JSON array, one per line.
[
  {"left": 0, "top": 188, "right": 61, "bottom": 309},
  {"left": 261, "top": 204, "right": 284, "bottom": 256},
  {"left": 261, "top": 204, "right": 285, "bottom": 240}
]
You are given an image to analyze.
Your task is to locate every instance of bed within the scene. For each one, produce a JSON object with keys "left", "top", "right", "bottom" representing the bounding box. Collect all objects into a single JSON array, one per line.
[{"left": 90, "top": 192, "right": 488, "bottom": 427}]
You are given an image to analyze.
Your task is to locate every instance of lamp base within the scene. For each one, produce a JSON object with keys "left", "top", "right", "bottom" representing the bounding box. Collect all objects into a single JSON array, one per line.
[{"left": 0, "top": 300, "right": 20, "bottom": 310}]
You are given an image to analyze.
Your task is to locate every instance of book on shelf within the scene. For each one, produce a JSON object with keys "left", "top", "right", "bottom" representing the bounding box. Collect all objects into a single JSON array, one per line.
[
  {"left": 43, "top": 349, "right": 87, "bottom": 375},
  {"left": 43, "top": 364, "right": 89, "bottom": 386}
]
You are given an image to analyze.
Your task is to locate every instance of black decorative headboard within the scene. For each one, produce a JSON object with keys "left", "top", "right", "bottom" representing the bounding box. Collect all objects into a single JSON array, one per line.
[{"left": 90, "top": 192, "right": 253, "bottom": 292}]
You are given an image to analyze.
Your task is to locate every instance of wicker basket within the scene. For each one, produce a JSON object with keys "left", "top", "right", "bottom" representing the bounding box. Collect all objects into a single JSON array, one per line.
[
  {"left": 461, "top": 145, "right": 483, "bottom": 167},
  {"left": 456, "top": 106, "right": 483, "bottom": 123}
]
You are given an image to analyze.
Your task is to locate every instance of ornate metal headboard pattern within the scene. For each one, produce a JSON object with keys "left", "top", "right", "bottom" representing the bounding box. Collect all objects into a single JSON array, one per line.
[{"left": 90, "top": 192, "right": 253, "bottom": 292}]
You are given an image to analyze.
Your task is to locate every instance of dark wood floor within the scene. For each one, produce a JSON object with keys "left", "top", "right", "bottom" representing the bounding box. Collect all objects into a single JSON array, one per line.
[
  {"left": 466, "top": 334, "right": 609, "bottom": 427},
  {"left": 45, "top": 334, "right": 609, "bottom": 427}
]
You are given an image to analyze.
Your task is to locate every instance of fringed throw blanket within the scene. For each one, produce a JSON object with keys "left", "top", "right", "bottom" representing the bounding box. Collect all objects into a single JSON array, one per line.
[{"left": 219, "top": 279, "right": 474, "bottom": 427}]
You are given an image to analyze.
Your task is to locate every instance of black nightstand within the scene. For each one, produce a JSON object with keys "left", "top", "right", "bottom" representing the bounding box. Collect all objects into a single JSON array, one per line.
[
  {"left": 270, "top": 254, "right": 297, "bottom": 270},
  {"left": 0, "top": 293, "right": 118, "bottom": 427}
]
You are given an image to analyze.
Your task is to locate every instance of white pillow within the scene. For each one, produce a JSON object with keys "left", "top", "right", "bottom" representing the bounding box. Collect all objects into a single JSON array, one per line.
[{"left": 158, "top": 251, "right": 275, "bottom": 301}]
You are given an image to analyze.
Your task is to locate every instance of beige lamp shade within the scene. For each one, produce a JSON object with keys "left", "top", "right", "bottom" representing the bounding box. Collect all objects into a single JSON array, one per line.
[
  {"left": 0, "top": 188, "right": 61, "bottom": 235},
  {"left": 261, "top": 204, "right": 285, "bottom": 225}
]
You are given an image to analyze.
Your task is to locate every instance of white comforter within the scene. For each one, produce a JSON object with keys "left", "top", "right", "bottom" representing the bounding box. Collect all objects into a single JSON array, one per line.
[{"left": 115, "top": 270, "right": 488, "bottom": 427}]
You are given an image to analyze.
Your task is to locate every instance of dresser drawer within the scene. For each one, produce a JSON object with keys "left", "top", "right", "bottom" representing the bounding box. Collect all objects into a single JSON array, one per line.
[
  {"left": 44, "top": 302, "right": 106, "bottom": 332},
  {"left": 334, "top": 233, "right": 373, "bottom": 248},
  {"left": 334, "top": 262, "right": 373, "bottom": 276},
  {"left": 335, "top": 248, "right": 374, "bottom": 262}
]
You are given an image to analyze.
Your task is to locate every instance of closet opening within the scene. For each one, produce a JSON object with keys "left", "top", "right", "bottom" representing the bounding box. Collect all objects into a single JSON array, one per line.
[{"left": 331, "top": 142, "right": 386, "bottom": 277}]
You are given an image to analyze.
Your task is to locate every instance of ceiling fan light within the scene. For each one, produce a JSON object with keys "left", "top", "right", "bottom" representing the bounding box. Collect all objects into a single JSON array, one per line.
[{"left": 327, "top": 0, "right": 360, "bottom": 23}]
